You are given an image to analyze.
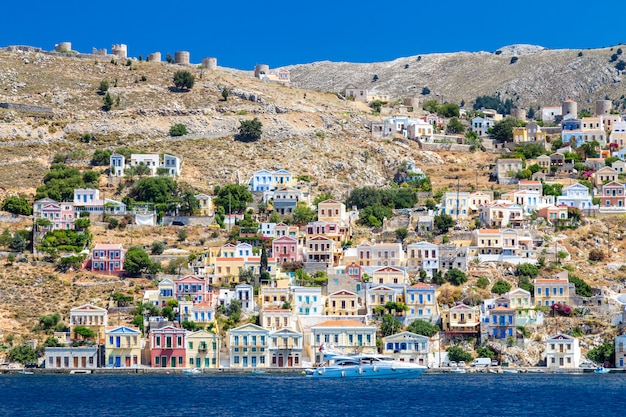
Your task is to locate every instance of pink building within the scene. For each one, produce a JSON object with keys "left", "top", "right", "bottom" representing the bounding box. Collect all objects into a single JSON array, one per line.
[
  {"left": 35, "top": 199, "right": 76, "bottom": 232},
  {"left": 90, "top": 243, "right": 125, "bottom": 273},
  {"left": 150, "top": 325, "right": 187, "bottom": 368},
  {"left": 600, "top": 181, "right": 626, "bottom": 208},
  {"left": 272, "top": 236, "right": 300, "bottom": 264},
  {"left": 175, "top": 275, "right": 207, "bottom": 303},
  {"left": 344, "top": 262, "right": 363, "bottom": 280}
]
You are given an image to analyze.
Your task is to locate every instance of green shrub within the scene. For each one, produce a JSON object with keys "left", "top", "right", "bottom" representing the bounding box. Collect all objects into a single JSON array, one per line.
[{"left": 169, "top": 123, "right": 188, "bottom": 137}]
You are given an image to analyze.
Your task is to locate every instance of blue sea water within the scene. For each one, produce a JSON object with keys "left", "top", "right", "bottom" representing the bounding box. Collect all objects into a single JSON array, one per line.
[{"left": 0, "top": 373, "right": 623, "bottom": 417}]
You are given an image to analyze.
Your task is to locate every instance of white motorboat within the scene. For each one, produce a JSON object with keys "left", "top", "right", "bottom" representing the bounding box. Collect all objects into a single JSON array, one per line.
[{"left": 304, "top": 345, "right": 426, "bottom": 379}]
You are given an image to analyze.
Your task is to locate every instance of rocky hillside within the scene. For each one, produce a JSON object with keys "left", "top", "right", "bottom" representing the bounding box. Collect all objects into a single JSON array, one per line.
[{"left": 285, "top": 44, "right": 626, "bottom": 111}]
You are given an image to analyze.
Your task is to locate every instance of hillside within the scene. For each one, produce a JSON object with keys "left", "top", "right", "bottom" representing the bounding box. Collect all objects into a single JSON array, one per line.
[
  {"left": 285, "top": 44, "right": 626, "bottom": 112},
  {"left": 2, "top": 44, "right": 626, "bottom": 365}
]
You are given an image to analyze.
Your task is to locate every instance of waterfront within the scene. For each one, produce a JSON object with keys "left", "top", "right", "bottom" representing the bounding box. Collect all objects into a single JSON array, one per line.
[{"left": 1, "top": 373, "right": 624, "bottom": 417}]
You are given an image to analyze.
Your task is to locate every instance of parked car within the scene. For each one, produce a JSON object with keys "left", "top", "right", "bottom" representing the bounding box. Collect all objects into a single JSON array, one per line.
[
  {"left": 491, "top": 360, "right": 499, "bottom": 366},
  {"left": 579, "top": 361, "right": 595, "bottom": 368},
  {"left": 448, "top": 361, "right": 458, "bottom": 367},
  {"left": 458, "top": 361, "right": 467, "bottom": 368}
]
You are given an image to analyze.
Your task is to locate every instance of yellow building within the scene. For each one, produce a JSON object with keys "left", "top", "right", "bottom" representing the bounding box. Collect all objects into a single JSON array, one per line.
[
  {"left": 69, "top": 304, "right": 108, "bottom": 344},
  {"left": 441, "top": 304, "right": 480, "bottom": 336},
  {"left": 187, "top": 330, "right": 220, "bottom": 369},
  {"left": 105, "top": 326, "right": 142, "bottom": 368},
  {"left": 513, "top": 127, "right": 529, "bottom": 143},
  {"left": 371, "top": 266, "right": 408, "bottom": 285},
  {"left": 260, "top": 284, "right": 291, "bottom": 309},
  {"left": 368, "top": 285, "right": 404, "bottom": 316},
  {"left": 506, "top": 288, "right": 534, "bottom": 319},
  {"left": 534, "top": 271, "right": 572, "bottom": 307},
  {"left": 317, "top": 199, "right": 346, "bottom": 224},
  {"left": 325, "top": 290, "right": 360, "bottom": 316},
  {"left": 194, "top": 193, "right": 214, "bottom": 216}
]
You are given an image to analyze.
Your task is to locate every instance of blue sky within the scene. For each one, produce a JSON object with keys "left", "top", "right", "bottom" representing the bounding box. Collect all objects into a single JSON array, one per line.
[{"left": 3, "top": 1, "right": 625, "bottom": 70}]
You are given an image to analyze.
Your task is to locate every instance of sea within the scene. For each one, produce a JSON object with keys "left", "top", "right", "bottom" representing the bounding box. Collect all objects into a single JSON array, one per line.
[{"left": 0, "top": 373, "right": 623, "bottom": 417}]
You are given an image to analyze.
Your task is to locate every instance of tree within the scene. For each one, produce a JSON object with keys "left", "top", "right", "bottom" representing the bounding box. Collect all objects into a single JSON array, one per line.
[
  {"left": 6, "top": 253, "right": 15, "bottom": 264},
  {"left": 8, "top": 344, "right": 37, "bottom": 365},
  {"left": 490, "top": 117, "right": 517, "bottom": 142},
  {"left": 434, "top": 213, "right": 455, "bottom": 234},
  {"left": 476, "top": 346, "right": 495, "bottom": 360},
  {"left": 445, "top": 268, "right": 467, "bottom": 286},
  {"left": 369, "top": 100, "right": 386, "bottom": 113},
  {"left": 102, "top": 92, "right": 113, "bottom": 111},
  {"left": 129, "top": 176, "right": 178, "bottom": 204},
  {"left": 0, "top": 228, "right": 11, "bottom": 247},
  {"left": 587, "top": 341, "right": 615, "bottom": 366},
  {"left": 260, "top": 243, "right": 268, "bottom": 275},
  {"left": 358, "top": 204, "right": 393, "bottom": 227},
  {"left": 406, "top": 319, "right": 439, "bottom": 337},
  {"left": 616, "top": 60, "right": 626, "bottom": 71},
  {"left": 9, "top": 233, "right": 26, "bottom": 252},
  {"left": 516, "top": 263, "right": 539, "bottom": 279},
  {"left": 98, "top": 80, "right": 109, "bottom": 93},
  {"left": 2, "top": 196, "right": 32, "bottom": 215},
  {"left": 124, "top": 246, "right": 152, "bottom": 277},
  {"left": 569, "top": 274, "right": 592, "bottom": 297},
  {"left": 422, "top": 99, "right": 440, "bottom": 114},
  {"left": 177, "top": 229, "right": 188, "bottom": 242},
  {"left": 173, "top": 70, "right": 195, "bottom": 90},
  {"left": 151, "top": 241, "right": 165, "bottom": 255},
  {"left": 491, "top": 279, "right": 512, "bottom": 295},
  {"left": 293, "top": 202, "right": 316, "bottom": 224},
  {"left": 221, "top": 87, "right": 229, "bottom": 101},
  {"left": 464, "top": 131, "right": 482, "bottom": 152},
  {"left": 446, "top": 117, "right": 465, "bottom": 134},
  {"left": 73, "top": 325, "right": 95, "bottom": 340},
  {"left": 213, "top": 184, "right": 253, "bottom": 214},
  {"left": 112, "top": 292, "right": 134, "bottom": 307},
  {"left": 380, "top": 314, "right": 402, "bottom": 337},
  {"left": 446, "top": 346, "right": 473, "bottom": 363},
  {"left": 421, "top": 87, "right": 431, "bottom": 95},
  {"left": 82, "top": 170, "right": 99, "bottom": 185},
  {"left": 169, "top": 123, "right": 188, "bottom": 137},
  {"left": 395, "top": 227, "right": 408, "bottom": 242},
  {"left": 477, "top": 276, "right": 490, "bottom": 289},
  {"left": 237, "top": 118, "right": 263, "bottom": 142},
  {"left": 439, "top": 103, "right": 460, "bottom": 118}
]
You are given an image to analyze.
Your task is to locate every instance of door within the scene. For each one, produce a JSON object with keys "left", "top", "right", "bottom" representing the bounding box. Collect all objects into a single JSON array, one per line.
[
  {"left": 115, "top": 356, "right": 121, "bottom": 367},
  {"left": 251, "top": 356, "right": 257, "bottom": 367},
  {"left": 278, "top": 355, "right": 284, "bottom": 367},
  {"left": 287, "top": 356, "right": 293, "bottom": 367},
  {"left": 196, "top": 358, "right": 201, "bottom": 368},
  {"left": 161, "top": 356, "right": 167, "bottom": 367},
  {"left": 125, "top": 356, "right": 131, "bottom": 367}
]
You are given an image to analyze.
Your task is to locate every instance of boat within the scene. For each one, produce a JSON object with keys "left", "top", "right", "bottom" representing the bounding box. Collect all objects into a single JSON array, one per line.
[
  {"left": 18, "top": 370, "right": 34, "bottom": 375},
  {"left": 527, "top": 368, "right": 545, "bottom": 373},
  {"left": 502, "top": 369, "right": 519, "bottom": 374},
  {"left": 594, "top": 366, "right": 611, "bottom": 374},
  {"left": 304, "top": 345, "right": 426, "bottom": 379},
  {"left": 251, "top": 369, "right": 265, "bottom": 375},
  {"left": 450, "top": 368, "right": 466, "bottom": 374},
  {"left": 69, "top": 369, "right": 91, "bottom": 374},
  {"left": 183, "top": 368, "right": 201, "bottom": 375}
]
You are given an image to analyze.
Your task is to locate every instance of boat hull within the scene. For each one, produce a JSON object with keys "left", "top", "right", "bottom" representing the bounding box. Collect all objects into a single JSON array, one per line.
[{"left": 304, "top": 365, "right": 426, "bottom": 379}]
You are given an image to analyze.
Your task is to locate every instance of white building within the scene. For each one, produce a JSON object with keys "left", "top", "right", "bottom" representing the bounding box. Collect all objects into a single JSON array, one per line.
[
  {"left": 292, "top": 286, "right": 323, "bottom": 316},
  {"left": 545, "top": 333, "right": 580, "bottom": 369}
]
